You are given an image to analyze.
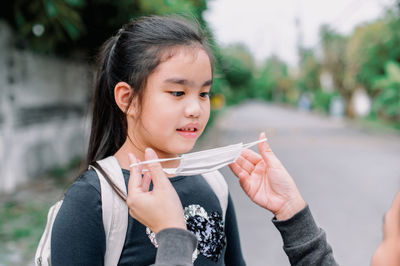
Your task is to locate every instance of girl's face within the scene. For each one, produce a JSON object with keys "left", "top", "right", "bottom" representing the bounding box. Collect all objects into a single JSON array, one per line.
[{"left": 132, "top": 47, "right": 212, "bottom": 158}]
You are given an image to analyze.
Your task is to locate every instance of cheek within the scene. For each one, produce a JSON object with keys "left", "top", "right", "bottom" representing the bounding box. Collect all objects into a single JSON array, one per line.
[
  {"left": 202, "top": 101, "right": 211, "bottom": 121},
  {"left": 142, "top": 108, "right": 173, "bottom": 130}
]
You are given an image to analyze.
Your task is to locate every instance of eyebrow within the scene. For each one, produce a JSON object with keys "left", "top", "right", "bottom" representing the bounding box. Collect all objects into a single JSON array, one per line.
[{"left": 164, "top": 78, "right": 213, "bottom": 87}]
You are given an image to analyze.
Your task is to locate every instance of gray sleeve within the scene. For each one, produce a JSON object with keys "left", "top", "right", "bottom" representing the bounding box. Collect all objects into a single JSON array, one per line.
[
  {"left": 150, "top": 228, "right": 198, "bottom": 266},
  {"left": 272, "top": 206, "right": 339, "bottom": 266}
]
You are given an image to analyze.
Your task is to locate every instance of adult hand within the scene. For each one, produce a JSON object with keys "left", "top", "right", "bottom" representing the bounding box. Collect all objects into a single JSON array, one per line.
[
  {"left": 126, "top": 148, "right": 186, "bottom": 233},
  {"left": 229, "top": 132, "right": 306, "bottom": 220},
  {"left": 371, "top": 190, "right": 400, "bottom": 266}
]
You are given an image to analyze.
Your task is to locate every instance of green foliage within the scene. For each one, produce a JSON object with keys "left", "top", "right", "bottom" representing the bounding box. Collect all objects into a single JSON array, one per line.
[
  {"left": 345, "top": 21, "right": 395, "bottom": 91},
  {"left": 320, "top": 26, "right": 348, "bottom": 100},
  {"left": 3, "top": 0, "right": 86, "bottom": 53},
  {"left": 0, "top": 156, "right": 82, "bottom": 264},
  {"left": 2, "top": 0, "right": 208, "bottom": 56},
  {"left": 220, "top": 44, "right": 254, "bottom": 89},
  {"left": 311, "top": 90, "right": 339, "bottom": 113},
  {"left": 371, "top": 61, "right": 400, "bottom": 122},
  {"left": 254, "top": 56, "right": 290, "bottom": 101},
  {"left": 210, "top": 72, "right": 232, "bottom": 104},
  {"left": 216, "top": 44, "right": 260, "bottom": 104},
  {"left": 0, "top": 198, "right": 51, "bottom": 264},
  {"left": 297, "top": 49, "right": 321, "bottom": 93},
  {"left": 294, "top": 6, "right": 400, "bottom": 126}
]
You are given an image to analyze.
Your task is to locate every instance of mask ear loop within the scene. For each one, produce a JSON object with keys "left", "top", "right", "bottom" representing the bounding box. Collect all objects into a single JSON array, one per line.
[
  {"left": 242, "top": 138, "right": 268, "bottom": 149},
  {"left": 130, "top": 156, "right": 182, "bottom": 175},
  {"left": 129, "top": 156, "right": 182, "bottom": 168}
]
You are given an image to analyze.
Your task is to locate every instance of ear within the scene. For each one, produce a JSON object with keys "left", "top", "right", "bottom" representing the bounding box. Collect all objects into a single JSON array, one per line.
[{"left": 114, "top": 82, "right": 137, "bottom": 116}]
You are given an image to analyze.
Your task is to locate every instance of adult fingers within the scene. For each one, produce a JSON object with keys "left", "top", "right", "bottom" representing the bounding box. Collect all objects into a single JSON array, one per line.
[
  {"left": 144, "top": 148, "right": 169, "bottom": 187},
  {"left": 235, "top": 155, "right": 255, "bottom": 174},
  {"left": 229, "top": 162, "right": 250, "bottom": 180},
  {"left": 241, "top": 148, "right": 262, "bottom": 165},
  {"left": 128, "top": 153, "right": 142, "bottom": 189},
  {"left": 142, "top": 172, "right": 152, "bottom": 192},
  {"left": 257, "top": 132, "right": 282, "bottom": 169}
]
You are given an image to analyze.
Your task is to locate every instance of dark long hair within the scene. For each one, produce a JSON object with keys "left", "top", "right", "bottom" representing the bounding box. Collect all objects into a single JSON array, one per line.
[{"left": 86, "top": 15, "right": 214, "bottom": 166}]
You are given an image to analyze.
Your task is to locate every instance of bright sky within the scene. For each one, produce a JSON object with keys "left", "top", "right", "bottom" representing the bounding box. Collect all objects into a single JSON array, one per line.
[{"left": 204, "top": 0, "right": 395, "bottom": 66}]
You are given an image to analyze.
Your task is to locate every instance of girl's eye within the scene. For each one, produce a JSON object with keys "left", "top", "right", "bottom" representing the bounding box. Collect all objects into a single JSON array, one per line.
[
  {"left": 170, "top": 91, "right": 184, "bottom": 97},
  {"left": 200, "top": 92, "right": 210, "bottom": 98}
]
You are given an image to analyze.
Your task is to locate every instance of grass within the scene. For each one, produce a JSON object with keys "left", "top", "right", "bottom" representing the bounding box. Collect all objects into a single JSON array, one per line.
[
  {"left": 353, "top": 116, "right": 400, "bottom": 135},
  {"left": 0, "top": 159, "right": 82, "bottom": 266}
]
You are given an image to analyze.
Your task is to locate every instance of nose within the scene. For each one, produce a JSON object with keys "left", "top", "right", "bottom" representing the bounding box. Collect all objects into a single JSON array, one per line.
[{"left": 184, "top": 98, "right": 201, "bottom": 118}]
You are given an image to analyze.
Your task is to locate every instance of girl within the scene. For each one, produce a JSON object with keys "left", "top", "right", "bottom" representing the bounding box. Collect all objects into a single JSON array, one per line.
[{"left": 51, "top": 15, "right": 245, "bottom": 265}]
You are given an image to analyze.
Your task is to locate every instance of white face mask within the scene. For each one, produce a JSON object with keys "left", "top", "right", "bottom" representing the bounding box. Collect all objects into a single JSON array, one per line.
[{"left": 129, "top": 138, "right": 267, "bottom": 176}]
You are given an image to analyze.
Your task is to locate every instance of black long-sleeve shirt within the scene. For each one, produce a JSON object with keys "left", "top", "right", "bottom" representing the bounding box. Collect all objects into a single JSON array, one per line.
[{"left": 51, "top": 168, "right": 245, "bottom": 266}]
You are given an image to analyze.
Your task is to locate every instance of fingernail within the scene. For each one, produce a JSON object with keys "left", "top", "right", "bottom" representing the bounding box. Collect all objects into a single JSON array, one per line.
[
  {"left": 145, "top": 147, "right": 156, "bottom": 159},
  {"left": 260, "top": 132, "right": 266, "bottom": 139}
]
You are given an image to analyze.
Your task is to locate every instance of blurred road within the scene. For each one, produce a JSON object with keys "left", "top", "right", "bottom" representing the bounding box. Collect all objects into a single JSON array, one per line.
[{"left": 197, "top": 101, "right": 400, "bottom": 266}]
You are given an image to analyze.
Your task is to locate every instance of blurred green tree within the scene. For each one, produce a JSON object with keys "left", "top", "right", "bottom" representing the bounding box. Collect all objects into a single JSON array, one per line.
[
  {"left": 371, "top": 61, "right": 400, "bottom": 123},
  {"left": 296, "top": 48, "right": 339, "bottom": 113},
  {"left": 344, "top": 4, "right": 400, "bottom": 122},
  {"left": 218, "top": 44, "right": 256, "bottom": 102},
  {"left": 296, "top": 49, "right": 321, "bottom": 93},
  {"left": 0, "top": 0, "right": 208, "bottom": 57},
  {"left": 345, "top": 21, "right": 394, "bottom": 93},
  {"left": 319, "top": 25, "right": 350, "bottom": 114},
  {"left": 254, "top": 55, "right": 292, "bottom": 102}
]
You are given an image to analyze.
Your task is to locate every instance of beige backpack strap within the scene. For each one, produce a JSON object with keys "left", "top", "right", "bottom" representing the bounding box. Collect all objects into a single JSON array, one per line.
[
  {"left": 90, "top": 156, "right": 128, "bottom": 266},
  {"left": 35, "top": 200, "right": 64, "bottom": 266},
  {"left": 202, "top": 170, "right": 229, "bottom": 221}
]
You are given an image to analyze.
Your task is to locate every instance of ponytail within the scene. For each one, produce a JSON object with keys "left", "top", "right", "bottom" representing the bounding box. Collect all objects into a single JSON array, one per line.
[{"left": 86, "top": 37, "right": 127, "bottom": 165}]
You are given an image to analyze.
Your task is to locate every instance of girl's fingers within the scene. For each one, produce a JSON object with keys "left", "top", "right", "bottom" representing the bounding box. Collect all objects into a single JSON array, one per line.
[
  {"left": 145, "top": 148, "right": 169, "bottom": 187},
  {"left": 128, "top": 153, "right": 142, "bottom": 189}
]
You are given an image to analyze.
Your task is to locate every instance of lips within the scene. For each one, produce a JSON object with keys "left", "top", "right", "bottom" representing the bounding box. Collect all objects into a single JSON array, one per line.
[
  {"left": 177, "top": 124, "right": 199, "bottom": 139},
  {"left": 177, "top": 123, "right": 199, "bottom": 132},
  {"left": 177, "top": 127, "right": 198, "bottom": 132}
]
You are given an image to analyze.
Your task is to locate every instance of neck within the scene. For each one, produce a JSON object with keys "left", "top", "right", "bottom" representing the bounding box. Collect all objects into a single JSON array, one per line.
[{"left": 114, "top": 138, "right": 180, "bottom": 171}]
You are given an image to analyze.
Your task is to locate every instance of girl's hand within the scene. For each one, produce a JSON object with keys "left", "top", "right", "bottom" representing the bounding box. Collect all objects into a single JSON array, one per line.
[
  {"left": 126, "top": 148, "right": 186, "bottom": 233},
  {"left": 229, "top": 132, "right": 306, "bottom": 220}
]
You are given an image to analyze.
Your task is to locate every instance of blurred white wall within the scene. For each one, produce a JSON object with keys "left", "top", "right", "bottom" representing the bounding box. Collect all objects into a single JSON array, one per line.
[{"left": 0, "top": 22, "right": 91, "bottom": 193}]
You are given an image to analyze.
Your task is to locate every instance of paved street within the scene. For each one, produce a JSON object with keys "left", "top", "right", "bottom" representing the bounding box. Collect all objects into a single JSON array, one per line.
[{"left": 197, "top": 101, "right": 400, "bottom": 266}]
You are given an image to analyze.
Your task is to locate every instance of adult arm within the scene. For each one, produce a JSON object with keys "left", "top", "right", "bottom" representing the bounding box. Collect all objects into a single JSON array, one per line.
[
  {"left": 229, "top": 132, "right": 338, "bottom": 265},
  {"left": 273, "top": 206, "right": 338, "bottom": 266},
  {"left": 127, "top": 149, "right": 195, "bottom": 265},
  {"left": 150, "top": 228, "right": 198, "bottom": 266}
]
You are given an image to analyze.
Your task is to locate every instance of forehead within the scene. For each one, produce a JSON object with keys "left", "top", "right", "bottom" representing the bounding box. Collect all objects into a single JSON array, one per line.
[{"left": 150, "top": 46, "right": 212, "bottom": 81}]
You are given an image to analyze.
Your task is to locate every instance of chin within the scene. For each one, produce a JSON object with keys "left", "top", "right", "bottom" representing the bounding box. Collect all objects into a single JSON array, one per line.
[{"left": 174, "top": 141, "right": 196, "bottom": 154}]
